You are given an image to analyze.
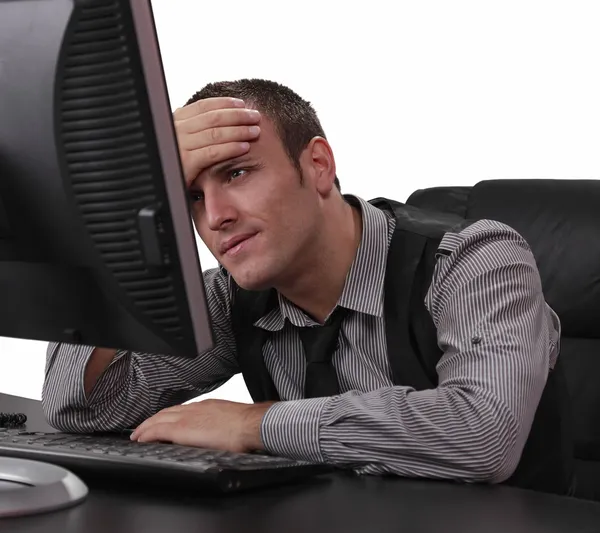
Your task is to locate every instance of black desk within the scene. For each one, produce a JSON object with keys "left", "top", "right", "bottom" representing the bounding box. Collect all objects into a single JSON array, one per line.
[{"left": 2, "top": 392, "right": 600, "bottom": 533}]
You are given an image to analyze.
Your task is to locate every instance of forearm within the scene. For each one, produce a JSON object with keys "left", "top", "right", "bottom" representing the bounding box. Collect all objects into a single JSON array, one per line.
[
  {"left": 43, "top": 342, "right": 117, "bottom": 431},
  {"left": 41, "top": 268, "right": 240, "bottom": 432},
  {"left": 42, "top": 343, "right": 188, "bottom": 432},
  {"left": 262, "top": 381, "right": 528, "bottom": 483},
  {"left": 42, "top": 342, "right": 236, "bottom": 432},
  {"left": 261, "top": 320, "right": 549, "bottom": 483}
]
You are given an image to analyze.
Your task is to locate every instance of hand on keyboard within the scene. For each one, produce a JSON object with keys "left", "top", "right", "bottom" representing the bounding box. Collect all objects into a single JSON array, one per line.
[{"left": 130, "top": 399, "right": 276, "bottom": 454}]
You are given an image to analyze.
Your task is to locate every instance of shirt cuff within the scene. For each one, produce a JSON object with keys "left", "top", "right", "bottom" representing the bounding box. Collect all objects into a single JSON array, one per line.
[{"left": 260, "top": 397, "right": 330, "bottom": 463}]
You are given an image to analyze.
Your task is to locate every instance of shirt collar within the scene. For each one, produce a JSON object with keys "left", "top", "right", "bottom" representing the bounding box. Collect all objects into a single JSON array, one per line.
[
  {"left": 250, "top": 195, "right": 391, "bottom": 331},
  {"left": 336, "top": 195, "right": 390, "bottom": 317}
]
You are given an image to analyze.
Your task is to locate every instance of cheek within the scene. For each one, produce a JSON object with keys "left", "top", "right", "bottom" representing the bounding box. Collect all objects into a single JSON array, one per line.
[
  {"left": 274, "top": 205, "right": 315, "bottom": 250},
  {"left": 191, "top": 212, "right": 213, "bottom": 248}
]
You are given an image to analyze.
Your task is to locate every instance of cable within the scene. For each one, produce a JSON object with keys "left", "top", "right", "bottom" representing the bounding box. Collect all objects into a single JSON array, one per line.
[{"left": 0, "top": 412, "right": 27, "bottom": 428}]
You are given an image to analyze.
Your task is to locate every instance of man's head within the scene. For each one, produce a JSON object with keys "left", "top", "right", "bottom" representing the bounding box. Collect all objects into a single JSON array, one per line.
[
  {"left": 185, "top": 79, "right": 345, "bottom": 292},
  {"left": 186, "top": 79, "right": 341, "bottom": 192}
]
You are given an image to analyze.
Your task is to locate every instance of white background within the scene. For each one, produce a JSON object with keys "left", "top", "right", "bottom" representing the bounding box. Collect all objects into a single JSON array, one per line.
[{"left": 1, "top": 0, "right": 599, "bottom": 403}]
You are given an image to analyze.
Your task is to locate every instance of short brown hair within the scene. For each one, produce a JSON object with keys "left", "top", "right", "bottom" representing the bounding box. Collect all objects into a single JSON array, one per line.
[{"left": 185, "top": 79, "right": 341, "bottom": 191}]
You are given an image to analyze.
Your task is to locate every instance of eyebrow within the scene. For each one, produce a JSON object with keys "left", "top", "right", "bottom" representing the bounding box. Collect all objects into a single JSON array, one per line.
[{"left": 208, "top": 156, "right": 254, "bottom": 178}]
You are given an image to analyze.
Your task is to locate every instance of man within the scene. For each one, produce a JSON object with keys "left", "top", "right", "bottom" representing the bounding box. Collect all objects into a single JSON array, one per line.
[{"left": 42, "top": 79, "right": 562, "bottom": 489}]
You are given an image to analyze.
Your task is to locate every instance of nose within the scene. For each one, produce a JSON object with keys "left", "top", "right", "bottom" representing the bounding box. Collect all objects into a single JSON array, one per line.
[{"left": 204, "top": 187, "right": 237, "bottom": 231}]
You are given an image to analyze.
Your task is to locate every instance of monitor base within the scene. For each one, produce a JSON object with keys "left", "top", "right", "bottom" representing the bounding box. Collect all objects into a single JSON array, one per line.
[{"left": 0, "top": 457, "right": 87, "bottom": 517}]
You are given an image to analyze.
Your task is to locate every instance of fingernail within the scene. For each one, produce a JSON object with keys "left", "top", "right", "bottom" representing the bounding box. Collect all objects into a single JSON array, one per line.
[
  {"left": 248, "top": 126, "right": 260, "bottom": 135},
  {"left": 232, "top": 98, "right": 245, "bottom": 107}
]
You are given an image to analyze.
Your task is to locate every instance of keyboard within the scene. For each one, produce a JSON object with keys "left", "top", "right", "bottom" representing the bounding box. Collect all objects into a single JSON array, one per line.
[{"left": 0, "top": 428, "right": 331, "bottom": 493}]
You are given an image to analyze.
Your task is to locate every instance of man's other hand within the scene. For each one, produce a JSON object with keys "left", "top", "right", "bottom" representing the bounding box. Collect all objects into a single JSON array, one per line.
[
  {"left": 129, "top": 399, "right": 274, "bottom": 453},
  {"left": 173, "top": 97, "right": 261, "bottom": 187}
]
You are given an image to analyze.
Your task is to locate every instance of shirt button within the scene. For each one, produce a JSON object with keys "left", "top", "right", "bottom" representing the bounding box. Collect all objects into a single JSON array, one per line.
[{"left": 471, "top": 335, "right": 482, "bottom": 345}]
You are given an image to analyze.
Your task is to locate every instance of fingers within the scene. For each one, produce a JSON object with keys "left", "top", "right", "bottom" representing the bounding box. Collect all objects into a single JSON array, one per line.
[
  {"left": 130, "top": 411, "right": 179, "bottom": 440},
  {"left": 173, "top": 96, "right": 245, "bottom": 121},
  {"left": 179, "top": 124, "right": 260, "bottom": 152},
  {"left": 133, "top": 422, "right": 176, "bottom": 444},
  {"left": 173, "top": 98, "right": 262, "bottom": 186},
  {"left": 177, "top": 107, "right": 260, "bottom": 135}
]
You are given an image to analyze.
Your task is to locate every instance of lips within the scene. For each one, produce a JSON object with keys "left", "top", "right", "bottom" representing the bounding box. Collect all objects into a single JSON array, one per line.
[{"left": 219, "top": 233, "right": 257, "bottom": 255}]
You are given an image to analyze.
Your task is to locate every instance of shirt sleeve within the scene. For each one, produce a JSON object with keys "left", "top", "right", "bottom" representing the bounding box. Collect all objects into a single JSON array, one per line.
[
  {"left": 41, "top": 267, "right": 240, "bottom": 432},
  {"left": 260, "top": 220, "right": 561, "bottom": 483}
]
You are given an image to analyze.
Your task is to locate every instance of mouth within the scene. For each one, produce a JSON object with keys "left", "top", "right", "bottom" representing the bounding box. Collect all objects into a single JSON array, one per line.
[{"left": 220, "top": 233, "right": 258, "bottom": 257}]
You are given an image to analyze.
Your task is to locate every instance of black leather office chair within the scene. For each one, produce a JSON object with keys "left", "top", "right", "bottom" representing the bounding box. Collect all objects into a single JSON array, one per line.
[{"left": 406, "top": 179, "right": 600, "bottom": 501}]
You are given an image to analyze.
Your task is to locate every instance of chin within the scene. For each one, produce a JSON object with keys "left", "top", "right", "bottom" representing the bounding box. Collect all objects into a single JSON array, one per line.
[{"left": 228, "top": 264, "right": 275, "bottom": 292}]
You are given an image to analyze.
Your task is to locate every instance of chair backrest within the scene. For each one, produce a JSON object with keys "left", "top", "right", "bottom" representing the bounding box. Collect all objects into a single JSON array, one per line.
[{"left": 407, "top": 179, "right": 600, "bottom": 500}]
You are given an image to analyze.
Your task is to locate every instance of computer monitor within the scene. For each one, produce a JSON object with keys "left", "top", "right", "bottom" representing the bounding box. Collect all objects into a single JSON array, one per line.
[
  {"left": 0, "top": 0, "right": 214, "bottom": 359},
  {"left": 0, "top": 0, "right": 218, "bottom": 516}
]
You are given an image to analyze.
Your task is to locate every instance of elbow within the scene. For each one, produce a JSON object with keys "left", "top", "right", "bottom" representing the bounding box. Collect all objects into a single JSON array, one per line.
[
  {"left": 42, "top": 398, "right": 112, "bottom": 433},
  {"left": 472, "top": 450, "right": 518, "bottom": 484},
  {"left": 40, "top": 384, "right": 57, "bottom": 429},
  {"left": 469, "top": 417, "right": 521, "bottom": 484},
  {"left": 41, "top": 394, "right": 75, "bottom": 432},
  {"left": 41, "top": 405, "right": 65, "bottom": 432},
  {"left": 41, "top": 382, "right": 93, "bottom": 433}
]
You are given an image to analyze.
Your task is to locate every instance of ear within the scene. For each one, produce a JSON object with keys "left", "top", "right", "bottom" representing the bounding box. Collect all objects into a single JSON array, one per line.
[{"left": 299, "top": 136, "right": 337, "bottom": 196}]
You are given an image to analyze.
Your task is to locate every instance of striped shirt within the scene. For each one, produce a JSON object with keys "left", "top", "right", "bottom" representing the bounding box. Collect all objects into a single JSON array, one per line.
[{"left": 41, "top": 195, "right": 560, "bottom": 484}]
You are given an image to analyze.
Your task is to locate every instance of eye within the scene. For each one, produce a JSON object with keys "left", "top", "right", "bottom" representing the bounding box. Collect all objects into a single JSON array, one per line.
[
  {"left": 189, "top": 191, "right": 204, "bottom": 203},
  {"left": 229, "top": 168, "right": 247, "bottom": 181}
]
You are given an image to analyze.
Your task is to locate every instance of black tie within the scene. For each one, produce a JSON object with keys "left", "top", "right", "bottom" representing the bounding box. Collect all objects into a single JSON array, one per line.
[{"left": 298, "top": 306, "right": 348, "bottom": 398}]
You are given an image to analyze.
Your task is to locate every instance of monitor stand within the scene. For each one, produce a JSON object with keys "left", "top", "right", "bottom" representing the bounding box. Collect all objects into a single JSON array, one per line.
[{"left": 0, "top": 457, "right": 88, "bottom": 517}]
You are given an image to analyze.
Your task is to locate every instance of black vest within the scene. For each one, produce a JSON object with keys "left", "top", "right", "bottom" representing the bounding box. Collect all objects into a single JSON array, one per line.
[{"left": 230, "top": 197, "right": 574, "bottom": 496}]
